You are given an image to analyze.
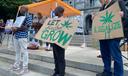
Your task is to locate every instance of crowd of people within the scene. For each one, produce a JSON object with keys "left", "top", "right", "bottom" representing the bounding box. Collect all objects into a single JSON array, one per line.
[
  {"left": 0, "top": 5, "right": 66, "bottom": 76},
  {"left": 9, "top": 5, "right": 66, "bottom": 76},
  {"left": 0, "top": 0, "right": 128, "bottom": 76}
]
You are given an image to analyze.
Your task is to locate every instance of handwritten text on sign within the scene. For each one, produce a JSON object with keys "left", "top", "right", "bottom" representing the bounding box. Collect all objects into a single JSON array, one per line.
[
  {"left": 35, "top": 18, "right": 79, "bottom": 49},
  {"left": 92, "top": 1, "right": 124, "bottom": 40}
]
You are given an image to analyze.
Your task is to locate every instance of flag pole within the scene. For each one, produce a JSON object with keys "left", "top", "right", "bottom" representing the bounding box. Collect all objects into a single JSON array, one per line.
[{"left": 16, "top": 6, "right": 21, "bottom": 18}]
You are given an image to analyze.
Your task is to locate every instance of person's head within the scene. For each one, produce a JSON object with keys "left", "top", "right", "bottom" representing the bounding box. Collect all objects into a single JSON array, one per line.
[
  {"left": 19, "top": 5, "right": 28, "bottom": 14},
  {"left": 0, "top": 19, "right": 3, "bottom": 23},
  {"left": 54, "top": 6, "right": 64, "bottom": 17},
  {"left": 99, "top": 0, "right": 106, "bottom": 5},
  {"left": 99, "top": 0, "right": 111, "bottom": 5},
  {"left": 37, "top": 12, "right": 42, "bottom": 19}
]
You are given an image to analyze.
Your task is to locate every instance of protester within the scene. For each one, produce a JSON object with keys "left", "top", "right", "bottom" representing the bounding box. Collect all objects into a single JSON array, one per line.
[
  {"left": 28, "top": 12, "right": 46, "bottom": 50},
  {"left": 0, "top": 19, "right": 5, "bottom": 44},
  {"left": 85, "top": 14, "right": 92, "bottom": 35},
  {"left": 52, "top": 6, "right": 65, "bottom": 76},
  {"left": 32, "top": 12, "right": 46, "bottom": 32},
  {"left": 10, "top": 5, "right": 32, "bottom": 75},
  {"left": 96, "top": 0, "right": 127, "bottom": 76}
]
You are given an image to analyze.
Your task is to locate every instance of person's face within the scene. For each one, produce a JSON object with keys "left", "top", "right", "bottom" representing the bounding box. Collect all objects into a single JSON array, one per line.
[
  {"left": 37, "top": 13, "right": 42, "bottom": 19},
  {"left": 99, "top": 0, "right": 106, "bottom": 5},
  {"left": 105, "top": 0, "right": 110, "bottom": 4},
  {"left": 54, "top": 6, "right": 64, "bottom": 17},
  {"left": 20, "top": 7, "right": 27, "bottom": 14}
]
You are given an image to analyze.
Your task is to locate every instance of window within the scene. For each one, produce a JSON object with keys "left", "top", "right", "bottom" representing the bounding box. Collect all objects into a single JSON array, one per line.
[{"left": 90, "top": 0, "right": 101, "bottom": 7}]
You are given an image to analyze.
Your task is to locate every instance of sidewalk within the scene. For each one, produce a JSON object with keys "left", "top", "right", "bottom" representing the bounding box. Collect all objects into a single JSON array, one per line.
[
  {"left": 29, "top": 46, "right": 128, "bottom": 70},
  {"left": 30, "top": 46, "right": 102, "bottom": 66},
  {"left": 1, "top": 44, "right": 128, "bottom": 71},
  {"left": 0, "top": 39, "right": 128, "bottom": 75}
]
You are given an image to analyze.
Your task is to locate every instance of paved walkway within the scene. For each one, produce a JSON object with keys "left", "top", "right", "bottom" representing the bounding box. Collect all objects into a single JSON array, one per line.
[
  {"left": 1, "top": 41, "right": 128, "bottom": 70},
  {"left": 29, "top": 46, "right": 128, "bottom": 70},
  {"left": 0, "top": 38, "right": 128, "bottom": 72}
]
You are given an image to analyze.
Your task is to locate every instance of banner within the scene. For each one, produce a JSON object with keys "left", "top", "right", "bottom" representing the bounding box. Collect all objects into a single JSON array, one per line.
[
  {"left": 92, "top": 2, "right": 124, "bottom": 40},
  {"left": 5, "top": 19, "right": 14, "bottom": 30},
  {"left": 13, "top": 16, "right": 26, "bottom": 27},
  {"left": 35, "top": 18, "right": 79, "bottom": 49}
]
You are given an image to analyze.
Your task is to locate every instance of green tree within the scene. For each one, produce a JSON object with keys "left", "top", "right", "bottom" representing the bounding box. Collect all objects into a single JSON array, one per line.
[{"left": 0, "top": 0, "right": 32, "bottom": 21}]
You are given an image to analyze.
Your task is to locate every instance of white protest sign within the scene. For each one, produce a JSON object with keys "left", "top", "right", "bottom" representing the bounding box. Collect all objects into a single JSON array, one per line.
[{"left": 13, "top": 16, "right": 26, "bottom": 27}]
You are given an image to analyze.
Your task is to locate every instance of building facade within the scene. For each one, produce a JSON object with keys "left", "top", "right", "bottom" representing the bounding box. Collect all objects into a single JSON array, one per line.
[
  {"left": 64, "top": 0, "right": 101, "bottom": 34},
  {"left": 31, "top": 0, "right": 102, "bottom": 35}
]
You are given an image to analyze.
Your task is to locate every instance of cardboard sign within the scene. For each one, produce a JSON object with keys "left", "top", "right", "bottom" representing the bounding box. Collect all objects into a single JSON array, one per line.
[
  {"left": 6, "top": 19, "right": 14, "bottom": 26},
  {"left": 13, "top": 16, "right": 26, "bottom": 27},
  {"left": 5, "top": 19, "right": 14, "bottom": 30},
  {"left": 35, "top": 18, "right": 79, "bottom": 49},
  {"left": 92, "top": 1, "right": 124, "bottom": 40}
]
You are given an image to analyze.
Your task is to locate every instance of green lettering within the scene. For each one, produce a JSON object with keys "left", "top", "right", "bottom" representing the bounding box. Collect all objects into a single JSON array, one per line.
[
  {"left": 98, "top": 26, "right": 105, "bottom": 32},
  {"left": 55, "top": 20, "right": 60, "bottom": 25},
  {"left": 48, "top": 20, "right": 61, "bottom": 26},
  {"left": 94, "top": 26, "right": 97, "bottom": 33},
  {"left": 113, "top": 21, "right": 121, "bottom": 29},
  {"left": 41, "top": 29, "right": 49, "bottom": 40},
  {"left": 58, "top": 31, "right": 72, "bottom": 46},
  {"left": 48, "top": 20, "right": 55, "bottom": 25},
  {"left": 51, "top": 31, "right": 61, "bottom": 41},
  {"left": 47, "top": 30, "right": 55, "bottom": 40}
]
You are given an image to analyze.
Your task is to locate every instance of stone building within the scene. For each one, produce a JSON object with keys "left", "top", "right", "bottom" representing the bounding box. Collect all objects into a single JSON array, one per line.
[
  {"left": 31, "top": 0, "right": 102, "bottom": 34},
  {"left": 64, "top": 0, "right": 101, "bottom": 34}
]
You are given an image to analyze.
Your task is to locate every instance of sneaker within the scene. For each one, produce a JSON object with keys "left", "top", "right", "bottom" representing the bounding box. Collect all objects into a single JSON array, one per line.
[
  {"left": 52, "top": 74, "right": 59, "bottom": 76},
  {"left": 96, "top": 72, "right": 112, "bottom": 76},
  {"left": 9, "top": 64, "right": 21, "bottom": 71},
  {"left": 45, "top": 47, "right": 52, "bottom": 51},
  {"left": 52, "top": 73, "right": 65, "bottom": 76},
  {"left": 97, "top": 55, "right": 102, "bottom": 58},
  {"left": 19, "top": 67, "right": 29, "bottom": 75}
]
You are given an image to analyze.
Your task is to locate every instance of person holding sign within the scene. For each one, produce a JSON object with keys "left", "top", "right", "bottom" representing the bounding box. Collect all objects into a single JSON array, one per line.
[
  {"left": 0, "top": 19, "right": 5, "bottom": 44},
  {"left": 52, "top": 6, "right": 65, "bottom": 76},
  {"left": 96, "top": 0, "right": 128, "bottom": 76},
  {"left": 10, "top": 6, "right": 32, "bottom": 75}
]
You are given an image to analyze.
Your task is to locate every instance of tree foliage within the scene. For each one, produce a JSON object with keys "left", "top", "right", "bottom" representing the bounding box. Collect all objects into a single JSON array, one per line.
[{"left": 0, "top": 0, "right": 31, "bottom": 21}]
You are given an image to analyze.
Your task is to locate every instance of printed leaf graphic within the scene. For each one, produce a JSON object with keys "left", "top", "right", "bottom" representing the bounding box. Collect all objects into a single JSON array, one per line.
[
  {"left": 61, "top": 20, "right": 72, "bottom": 30},
  {"left": 100, "top": 11, "right": 115, "bottom": 24}
]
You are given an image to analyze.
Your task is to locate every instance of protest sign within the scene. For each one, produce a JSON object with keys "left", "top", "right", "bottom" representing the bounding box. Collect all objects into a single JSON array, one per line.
[
  {"left": 13, "top": 16, "right": 26, "bottom": 27},
  {"left": 35, "top": 18, "right": 79, "bottom": 49},
  {"left": 92, "top": 2, "right": 124, "bottom": 40},
  {"left": 5, "top": 19, "right": 14, "bottom": 30}
]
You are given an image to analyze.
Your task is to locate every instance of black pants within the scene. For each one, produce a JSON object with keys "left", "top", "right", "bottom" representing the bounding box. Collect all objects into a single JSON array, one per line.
[
  {"left": 46, "top": 42, "right": 50, "bottom": 47},
  {"left": 0, "top": 32, "right": 2, "bottom": 44},
  {"left": 53, "top": 44, "right": 65, "bottom": 76}
]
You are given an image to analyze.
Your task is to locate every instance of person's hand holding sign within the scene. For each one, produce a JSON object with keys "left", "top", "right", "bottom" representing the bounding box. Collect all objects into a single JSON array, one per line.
[
  {"left": 119, "top": 11, "right": 124, "bottom": 17},
  {"left": 92, "top": 12, "right": 97, "bottom": 20},
  {"left": 11, "top": 27, "right": 18, "bottom": 32}
]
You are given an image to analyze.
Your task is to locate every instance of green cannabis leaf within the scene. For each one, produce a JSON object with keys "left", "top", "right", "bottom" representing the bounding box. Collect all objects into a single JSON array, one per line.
[
  {"left": 100, "top": 11, "right": 115, "bottom": 24},
  {"left": 61, "top": 20, "right": 72, "bottom": 30}
]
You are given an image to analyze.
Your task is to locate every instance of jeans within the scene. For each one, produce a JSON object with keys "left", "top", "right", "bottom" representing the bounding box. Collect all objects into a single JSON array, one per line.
[
  {"left": 14, "top": 38, "right": 29, "bottom": 68},
  {"left": 100, "top": 39, "right": 124, "bottom": 76}
]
